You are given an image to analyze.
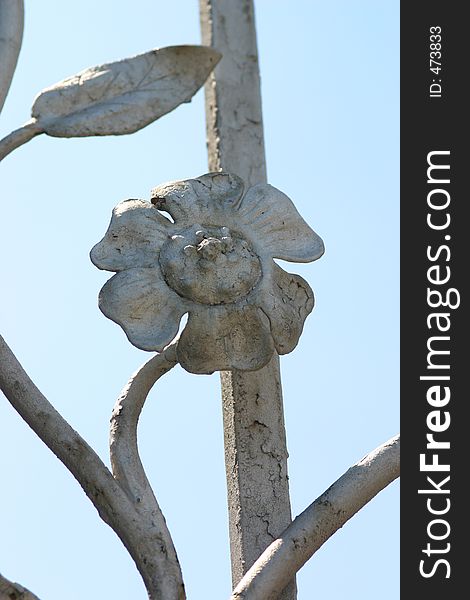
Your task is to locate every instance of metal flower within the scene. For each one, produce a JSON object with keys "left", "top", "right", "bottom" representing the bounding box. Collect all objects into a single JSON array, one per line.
[{"left": 90, "top": 172, "right": 324, "bottom": 374}]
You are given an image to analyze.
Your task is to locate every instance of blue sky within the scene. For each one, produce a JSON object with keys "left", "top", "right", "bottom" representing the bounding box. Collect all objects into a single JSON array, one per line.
[{"left": 0, "top": 2, "right": 399, "bottom": 599}]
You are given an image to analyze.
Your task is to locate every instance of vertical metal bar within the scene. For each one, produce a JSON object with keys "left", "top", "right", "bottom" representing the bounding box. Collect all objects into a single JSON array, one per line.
[{"left": 199, "top": 2, "right": 296, "bottom": 597}]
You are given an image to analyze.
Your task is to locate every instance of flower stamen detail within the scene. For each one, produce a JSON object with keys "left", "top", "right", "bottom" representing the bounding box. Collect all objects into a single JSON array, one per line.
[{"left": 159, "top": 224, "right": 261, "bottom": 305}]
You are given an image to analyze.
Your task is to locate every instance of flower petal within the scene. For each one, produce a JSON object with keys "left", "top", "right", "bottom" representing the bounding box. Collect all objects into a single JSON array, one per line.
[
  {"left": 237, "top": 184, "right": 324, "bottom": 262},
  {"left": 177, "top": 305, "right": 274, "bottom": 374},
  {"left": 90, "top": 199, "right": 173, "bottom": 272},
  {"left": 150, "top": 172, "right": 244, "bottom": 225},
  {"left": 257, "top": 263, "right": 314, "bottom": 355},
  {"left": 98, "top": 268, "right": 187, "bottom": 351}
]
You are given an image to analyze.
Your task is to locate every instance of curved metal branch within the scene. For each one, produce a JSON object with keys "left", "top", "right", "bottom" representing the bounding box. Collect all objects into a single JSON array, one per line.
[
  {"left": 0, "top": 0, "right": 24, "bottom": 115},
  {"left": 110, "top": 342, "right": 178, "bottom": 501},
  {"left": 109, "top": 342, "right": 184, "bottom": 599},
  {"left": 0, "top": 334, "right": 131, "bottom": 522},
  {"left": 0, "top": 334, "right": 185, "bottom": 600},
  {"left": 230, "top": 435, "right": 400, "bottom": 600}
]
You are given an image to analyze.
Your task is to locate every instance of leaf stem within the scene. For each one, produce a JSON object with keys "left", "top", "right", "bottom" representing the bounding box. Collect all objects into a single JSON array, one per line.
[{"left": 0, "top": 119, "right": 43, "bottom": 162}]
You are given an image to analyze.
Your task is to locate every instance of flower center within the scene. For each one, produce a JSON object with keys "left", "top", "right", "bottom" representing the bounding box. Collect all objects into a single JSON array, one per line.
[{"left": 159, "top": 225, "right": 262, "bottom": 305}]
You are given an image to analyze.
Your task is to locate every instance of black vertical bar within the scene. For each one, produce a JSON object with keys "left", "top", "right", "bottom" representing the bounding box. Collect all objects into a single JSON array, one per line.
[{"left": 401, "top": 3, "right": 466, "bottom": 597}]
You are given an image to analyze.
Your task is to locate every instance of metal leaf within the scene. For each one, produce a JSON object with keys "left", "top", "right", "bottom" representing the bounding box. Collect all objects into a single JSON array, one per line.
[{"left": 30, "top": 45, "right": 221, "bottom": 137}]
